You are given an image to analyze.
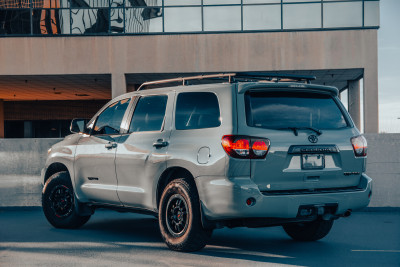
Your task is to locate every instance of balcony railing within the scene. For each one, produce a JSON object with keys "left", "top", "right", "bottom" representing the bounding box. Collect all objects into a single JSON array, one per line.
[{"left": 0, "top": 0, "right": 379, "bottom": 36}]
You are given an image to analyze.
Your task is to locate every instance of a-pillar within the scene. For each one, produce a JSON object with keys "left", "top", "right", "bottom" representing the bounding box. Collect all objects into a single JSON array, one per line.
[
  {"left": 348, "top": 80, "right": 361, "bottom": 130},
  {"left": 111, "top": 73, "right": 127, "bottom": 99},
  {"left": 0, "top": 100, "right": 4, "bottom": 138}
]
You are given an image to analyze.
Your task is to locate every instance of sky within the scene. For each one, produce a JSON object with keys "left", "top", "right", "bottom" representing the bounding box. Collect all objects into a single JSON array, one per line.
[{"left": 377, "top": 0, "right": 400, "bottom": 133}]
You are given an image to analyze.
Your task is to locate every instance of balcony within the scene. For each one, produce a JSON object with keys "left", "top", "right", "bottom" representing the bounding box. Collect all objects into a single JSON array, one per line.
[{"left": 0, "top": 0, "right": 379, "bottom": 36}]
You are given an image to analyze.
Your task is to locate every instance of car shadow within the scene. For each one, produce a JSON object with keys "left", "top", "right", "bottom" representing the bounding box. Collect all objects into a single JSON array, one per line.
[
  {"left": 81, "top": 212, "right": 347, "bottom": 266},
  {"left": 1, "top": 209, "right": 368, "bottom": 266}
]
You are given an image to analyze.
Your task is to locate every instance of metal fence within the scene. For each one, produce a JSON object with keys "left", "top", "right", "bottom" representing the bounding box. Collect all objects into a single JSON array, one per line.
[{"left": 0, "top": 0, "right": 379, "bottom": 36}]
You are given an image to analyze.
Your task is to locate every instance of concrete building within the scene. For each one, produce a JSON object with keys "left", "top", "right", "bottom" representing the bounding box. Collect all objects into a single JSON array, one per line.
[
  {"left": 3, "top": 1, "right": 399, "bottom": 211},
  {"left": 0, "top": 0, "right": 380, "bottom": 138}
]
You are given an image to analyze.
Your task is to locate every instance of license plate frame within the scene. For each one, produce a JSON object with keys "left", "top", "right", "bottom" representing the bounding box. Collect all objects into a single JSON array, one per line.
[{"left": 301, "top": 154, "right": 325, "bottom": 170}]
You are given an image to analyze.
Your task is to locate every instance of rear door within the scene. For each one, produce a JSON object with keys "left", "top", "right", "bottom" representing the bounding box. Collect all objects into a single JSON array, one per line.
[
  {"left": 115, "top": 92, "right": 173, "bottom": 210},
  {"left": 237, "top": 89, "right": 365, "bottom": 193}
]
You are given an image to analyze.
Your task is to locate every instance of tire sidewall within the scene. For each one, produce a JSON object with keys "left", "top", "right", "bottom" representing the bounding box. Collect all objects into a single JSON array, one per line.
[
  {"left": 42, "top": 171, "right": 87, "bottom": 229},
  {"left": 159, "top": 180, "right": 194, "bottom": 247}
]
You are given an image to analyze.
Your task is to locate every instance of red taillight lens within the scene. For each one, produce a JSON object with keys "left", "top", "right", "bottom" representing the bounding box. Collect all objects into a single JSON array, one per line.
[
  {"left": 222, "top": 135, "right": 270, "bottom": 159},
  {"left": 231, "top": 138, "right": 250, "bottom": 157},
  {"left": 351, "top": 135, "right": 367, "bottom": 157},
  {"left": 251, "top": 139, "right": 270, "bottom": 157},
  {"left": 221, "top": 136, "right": 249, "bottom": 158}
]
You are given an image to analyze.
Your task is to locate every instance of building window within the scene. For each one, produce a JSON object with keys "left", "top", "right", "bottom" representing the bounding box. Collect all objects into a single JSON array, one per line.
[
  {"left": 0, "top": 0, "right": 380, "bottom": 36},
  {"left": 4, "top": 120, "right": 72, "bottom": 138},
  {"left": 323, "top": 2, "right": 363, "bottom": 28}
]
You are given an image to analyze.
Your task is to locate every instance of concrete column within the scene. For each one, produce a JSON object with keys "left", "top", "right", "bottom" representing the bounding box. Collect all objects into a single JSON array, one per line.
[
  {"left": 0, "top": 100, "right": 4, "bottom": 138},
  {"left": 111, "top": 73, "right": 127, "bottom": 99},
  {"left": 363, "top": 66, "right": 379, "bottom": 133},
  {"left": 348, "top": 80, "right": 361, "bottom": 130}
]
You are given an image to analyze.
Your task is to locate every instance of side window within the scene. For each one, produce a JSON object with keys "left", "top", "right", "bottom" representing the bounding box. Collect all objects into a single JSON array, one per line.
[
  {"left": 175, "top": 92, "right": 221, "bottom": 130},
  {"left": 92, "top": 98, "right": 131, "bottom": 135},
  {"left": 129, "top": 95, "right": 168, "bottom": 132}
]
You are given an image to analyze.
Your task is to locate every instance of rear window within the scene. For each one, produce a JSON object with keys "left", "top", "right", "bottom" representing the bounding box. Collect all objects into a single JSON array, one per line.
[
  {"left": 129, "top": 95, "right": 168, "bottom": 132},
  {"left": 175, "top": 92, "right": 221, "bottom": 130},
  {"left": 245, "top": 91, "right": 348, "bottom": 129}
]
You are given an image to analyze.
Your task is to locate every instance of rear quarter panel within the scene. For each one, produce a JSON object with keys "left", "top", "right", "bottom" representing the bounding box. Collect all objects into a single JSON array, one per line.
[{"left": 166, "top": 84, "right": 238, "bottom": 179}]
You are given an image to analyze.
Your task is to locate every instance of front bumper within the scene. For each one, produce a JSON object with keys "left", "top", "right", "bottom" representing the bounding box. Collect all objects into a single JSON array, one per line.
[{"left": 195, "top": 173, "right": 372, "bottom": 220}]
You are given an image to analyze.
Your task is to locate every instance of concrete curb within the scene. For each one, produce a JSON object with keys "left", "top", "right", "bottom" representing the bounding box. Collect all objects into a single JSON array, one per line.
[{"left": 0, "top": 206, "right": 42, "bottom": 211}]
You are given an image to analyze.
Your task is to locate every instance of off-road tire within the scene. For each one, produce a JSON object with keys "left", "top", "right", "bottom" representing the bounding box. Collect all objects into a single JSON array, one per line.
[
  {"left": 42, "top": 171, "right": 90, "bottom": 229},
  {"left": 283, "top": 219, "right": 334, "bottom": 241},
  {"left": 159, "top": 178, "right": 212, "bottom": 252}
]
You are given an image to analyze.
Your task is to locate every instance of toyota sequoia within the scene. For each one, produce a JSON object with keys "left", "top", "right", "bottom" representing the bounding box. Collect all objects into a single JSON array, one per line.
[{"left": 41, "top": 73, "right": 372, "bottom": 252}]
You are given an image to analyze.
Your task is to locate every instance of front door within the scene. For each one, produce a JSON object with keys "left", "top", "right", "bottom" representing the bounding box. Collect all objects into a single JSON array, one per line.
[{"left": 74, "top": 98, "right": 131, "bottom": 205}]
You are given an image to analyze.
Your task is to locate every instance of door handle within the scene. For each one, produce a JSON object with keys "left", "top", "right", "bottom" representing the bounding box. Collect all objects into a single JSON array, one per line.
[
  {"left": 153, "top": 139, "right": 169, "bottom": 148},
  {"left": 105, "top": 142, "right": 117, "bottom": 149}
]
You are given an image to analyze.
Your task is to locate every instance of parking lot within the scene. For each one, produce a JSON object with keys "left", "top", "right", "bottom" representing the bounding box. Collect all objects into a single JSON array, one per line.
[{"left": 0, "top": 208, "right": 399, "bottom": 266}]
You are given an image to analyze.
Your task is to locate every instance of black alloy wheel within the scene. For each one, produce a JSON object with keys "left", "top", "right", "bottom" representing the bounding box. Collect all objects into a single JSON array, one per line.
[
  {"left": 166, "top": 194, "right": 189, "bottom": 237},
  {"left": 49, "top": 184, "right": 74, "bottom": 218},
  {"left": 159, "top": 178, "right": 213, "bottom": 252},
  {"left": 42, "top": 171, "right": 91, "bottom": 229}
]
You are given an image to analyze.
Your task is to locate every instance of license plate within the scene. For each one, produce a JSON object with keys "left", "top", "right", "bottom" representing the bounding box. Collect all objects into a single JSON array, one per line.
[{"left": 301, "top": 154, "right": 324, "bottom": 170}]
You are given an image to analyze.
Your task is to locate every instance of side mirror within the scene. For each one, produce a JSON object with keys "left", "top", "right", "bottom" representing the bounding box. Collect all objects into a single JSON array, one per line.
[{"left": 70, "top": 118, "right": 89, "bottom": 134}]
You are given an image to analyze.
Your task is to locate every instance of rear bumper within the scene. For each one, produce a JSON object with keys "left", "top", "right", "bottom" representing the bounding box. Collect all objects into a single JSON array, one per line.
[{"left": 195, "top": 173, "right": 372, "bottom": 220}]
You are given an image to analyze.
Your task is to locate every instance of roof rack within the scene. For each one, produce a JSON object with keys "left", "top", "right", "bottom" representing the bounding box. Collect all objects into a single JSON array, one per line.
[
  {"left": 137, "top": 72, "right": 316, "bottom": 90},
  {"left": 235, "top": 72, "right": 316, "bottom": 83},
  {"left": 137, "top": 73, "right": 236, "bottom": 90}
]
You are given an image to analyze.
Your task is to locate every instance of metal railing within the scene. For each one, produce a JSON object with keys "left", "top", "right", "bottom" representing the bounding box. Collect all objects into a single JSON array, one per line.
[{"left": 0, "top": 0, "right": 379, "bottom": 36}]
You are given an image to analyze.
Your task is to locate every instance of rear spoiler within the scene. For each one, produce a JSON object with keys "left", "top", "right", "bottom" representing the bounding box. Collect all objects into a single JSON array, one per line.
[{"left": 237, "top": 82, "right": 339, "bottom": 97}]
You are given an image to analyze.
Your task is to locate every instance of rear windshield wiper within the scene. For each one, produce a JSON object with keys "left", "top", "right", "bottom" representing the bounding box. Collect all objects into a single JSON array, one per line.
[{"left": 277, "top": 127, "right": 322, "bottom": 136}]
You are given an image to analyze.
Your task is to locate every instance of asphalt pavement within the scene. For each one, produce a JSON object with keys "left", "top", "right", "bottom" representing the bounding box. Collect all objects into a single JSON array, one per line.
[{"left": 0, "top": 208, "right": 399, "bottom": 267}]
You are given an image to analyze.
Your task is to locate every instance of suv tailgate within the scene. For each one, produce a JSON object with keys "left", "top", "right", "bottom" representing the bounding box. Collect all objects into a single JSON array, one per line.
[{"left": 237, "top": 89, "right": 366, "bottom": 193}]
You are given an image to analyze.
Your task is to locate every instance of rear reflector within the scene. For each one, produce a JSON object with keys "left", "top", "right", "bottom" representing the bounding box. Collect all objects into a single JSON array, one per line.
[
  {"left": 222, "top": 135, "right": 270, "bottom": 159},
  {"left": 246, "top": 197, "right": 256, "bottom": 206},
  {"left": 351, "top": 135, "right": 367, "bottom": 157}
]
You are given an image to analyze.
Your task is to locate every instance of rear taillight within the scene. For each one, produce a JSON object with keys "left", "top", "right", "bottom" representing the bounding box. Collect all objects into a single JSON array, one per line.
[
  {"left": 221, "top": 135, "right": 270, "bottom": 159},
  {"left": 351, "top": 135, "right": 367, "bottom": 157}
]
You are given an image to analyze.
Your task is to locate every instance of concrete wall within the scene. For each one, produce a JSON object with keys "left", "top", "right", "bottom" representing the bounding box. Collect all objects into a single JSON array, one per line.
[
  {"left": 0, "top": 31, "right": 377, "bottom": 75},
  {"left": 0, "top": 30, "right": 379, "bottom": 132},
  {"left": 0, "top": 138, "right": 62, "bottom": 206},
  {"left": 0, "top": 134, "right": 398, "bottom": 208},
  {"left": 364, "top": 134, "right": 400, "bottom": 207}
]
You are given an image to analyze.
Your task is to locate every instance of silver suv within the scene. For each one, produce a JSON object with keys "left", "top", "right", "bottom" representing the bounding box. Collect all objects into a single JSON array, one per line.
[{"left": 42, "top": 73, "right": 372, "bottom": 251}]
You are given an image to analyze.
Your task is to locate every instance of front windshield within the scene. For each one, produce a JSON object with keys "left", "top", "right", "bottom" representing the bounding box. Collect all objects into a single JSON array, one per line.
[{"left": 245, "top": 91, "right": 348, "bottom": 130}]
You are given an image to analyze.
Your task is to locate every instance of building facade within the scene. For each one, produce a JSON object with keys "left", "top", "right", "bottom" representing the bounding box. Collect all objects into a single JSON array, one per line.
[{"left": 0, "top": 0, "right": 380, "bottom": 137}]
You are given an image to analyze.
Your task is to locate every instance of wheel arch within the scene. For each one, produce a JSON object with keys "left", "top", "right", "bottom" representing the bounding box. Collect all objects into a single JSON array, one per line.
[
  {"left": 44, "top": 162, "right": 70, "bottom": 185},
  {"left": 156, "top": 167, "right": 197, "bottom": 210},
  {"left": 44, "top": 162, "right": 93, "bottom": 216}
]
